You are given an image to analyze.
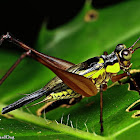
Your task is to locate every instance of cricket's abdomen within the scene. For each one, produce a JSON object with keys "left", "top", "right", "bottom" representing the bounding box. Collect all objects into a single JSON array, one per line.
[{"left": 46, "top": 89, "right": 81, "bottom": 101}]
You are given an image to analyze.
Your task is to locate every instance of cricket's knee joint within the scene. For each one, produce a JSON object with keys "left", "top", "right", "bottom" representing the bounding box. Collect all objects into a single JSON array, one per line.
[
  {"left": 27, "top": 50, "right": 32, "bottom": 55},
  {"left": 36, "top": 109, "right": 42, "bottom": 116},
  {"left": 3, "top": 32, "right": 11, "bottom": 40}
]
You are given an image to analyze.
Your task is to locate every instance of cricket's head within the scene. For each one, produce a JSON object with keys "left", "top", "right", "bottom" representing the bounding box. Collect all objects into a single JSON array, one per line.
[{"left": 114, "top": 37, "right": 140, "bottom": 70}]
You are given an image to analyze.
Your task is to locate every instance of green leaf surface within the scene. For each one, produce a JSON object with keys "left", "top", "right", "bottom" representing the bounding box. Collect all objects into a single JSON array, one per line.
[{"left": 0, "top": 0, "right": 140, "bottom": 139}]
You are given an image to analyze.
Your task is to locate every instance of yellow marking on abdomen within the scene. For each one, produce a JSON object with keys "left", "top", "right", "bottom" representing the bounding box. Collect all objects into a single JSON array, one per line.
[{"left": 48, "top": 89, "right": 80, "bottom": 100}]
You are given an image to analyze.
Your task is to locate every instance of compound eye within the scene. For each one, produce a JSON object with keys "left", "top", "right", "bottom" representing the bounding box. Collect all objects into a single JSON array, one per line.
[{"left": 122, "top": 50, "right": 132, "bottom": 60}]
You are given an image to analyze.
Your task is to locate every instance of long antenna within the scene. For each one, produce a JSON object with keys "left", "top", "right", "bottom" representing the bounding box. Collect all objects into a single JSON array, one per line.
[{"left": 130, "top": 36, "right": 140, "bottom": 49}]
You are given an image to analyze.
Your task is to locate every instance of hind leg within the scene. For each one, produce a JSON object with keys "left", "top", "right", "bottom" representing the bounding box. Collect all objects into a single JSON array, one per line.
[{"left": 37, "top": 96, "right": 82, "bottom": 116}]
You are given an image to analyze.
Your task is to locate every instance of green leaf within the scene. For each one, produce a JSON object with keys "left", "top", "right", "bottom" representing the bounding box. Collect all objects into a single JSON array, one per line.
[{"left": 0, "top": 0, "right": 140, "bottom": 139}]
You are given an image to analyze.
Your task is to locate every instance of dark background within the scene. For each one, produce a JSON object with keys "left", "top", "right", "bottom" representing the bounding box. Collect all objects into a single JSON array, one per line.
[{"left": 0, "top": 0, "right": 123, "bottom": 47}]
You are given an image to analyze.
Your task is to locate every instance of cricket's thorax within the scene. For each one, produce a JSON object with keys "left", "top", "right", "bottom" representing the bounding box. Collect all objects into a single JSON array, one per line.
[
  {"left": 101, "top": 51, "right": 120, "bottom": 73},
  {"left": 77, "top": 51, "right": 120, "bottom": 91}
]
